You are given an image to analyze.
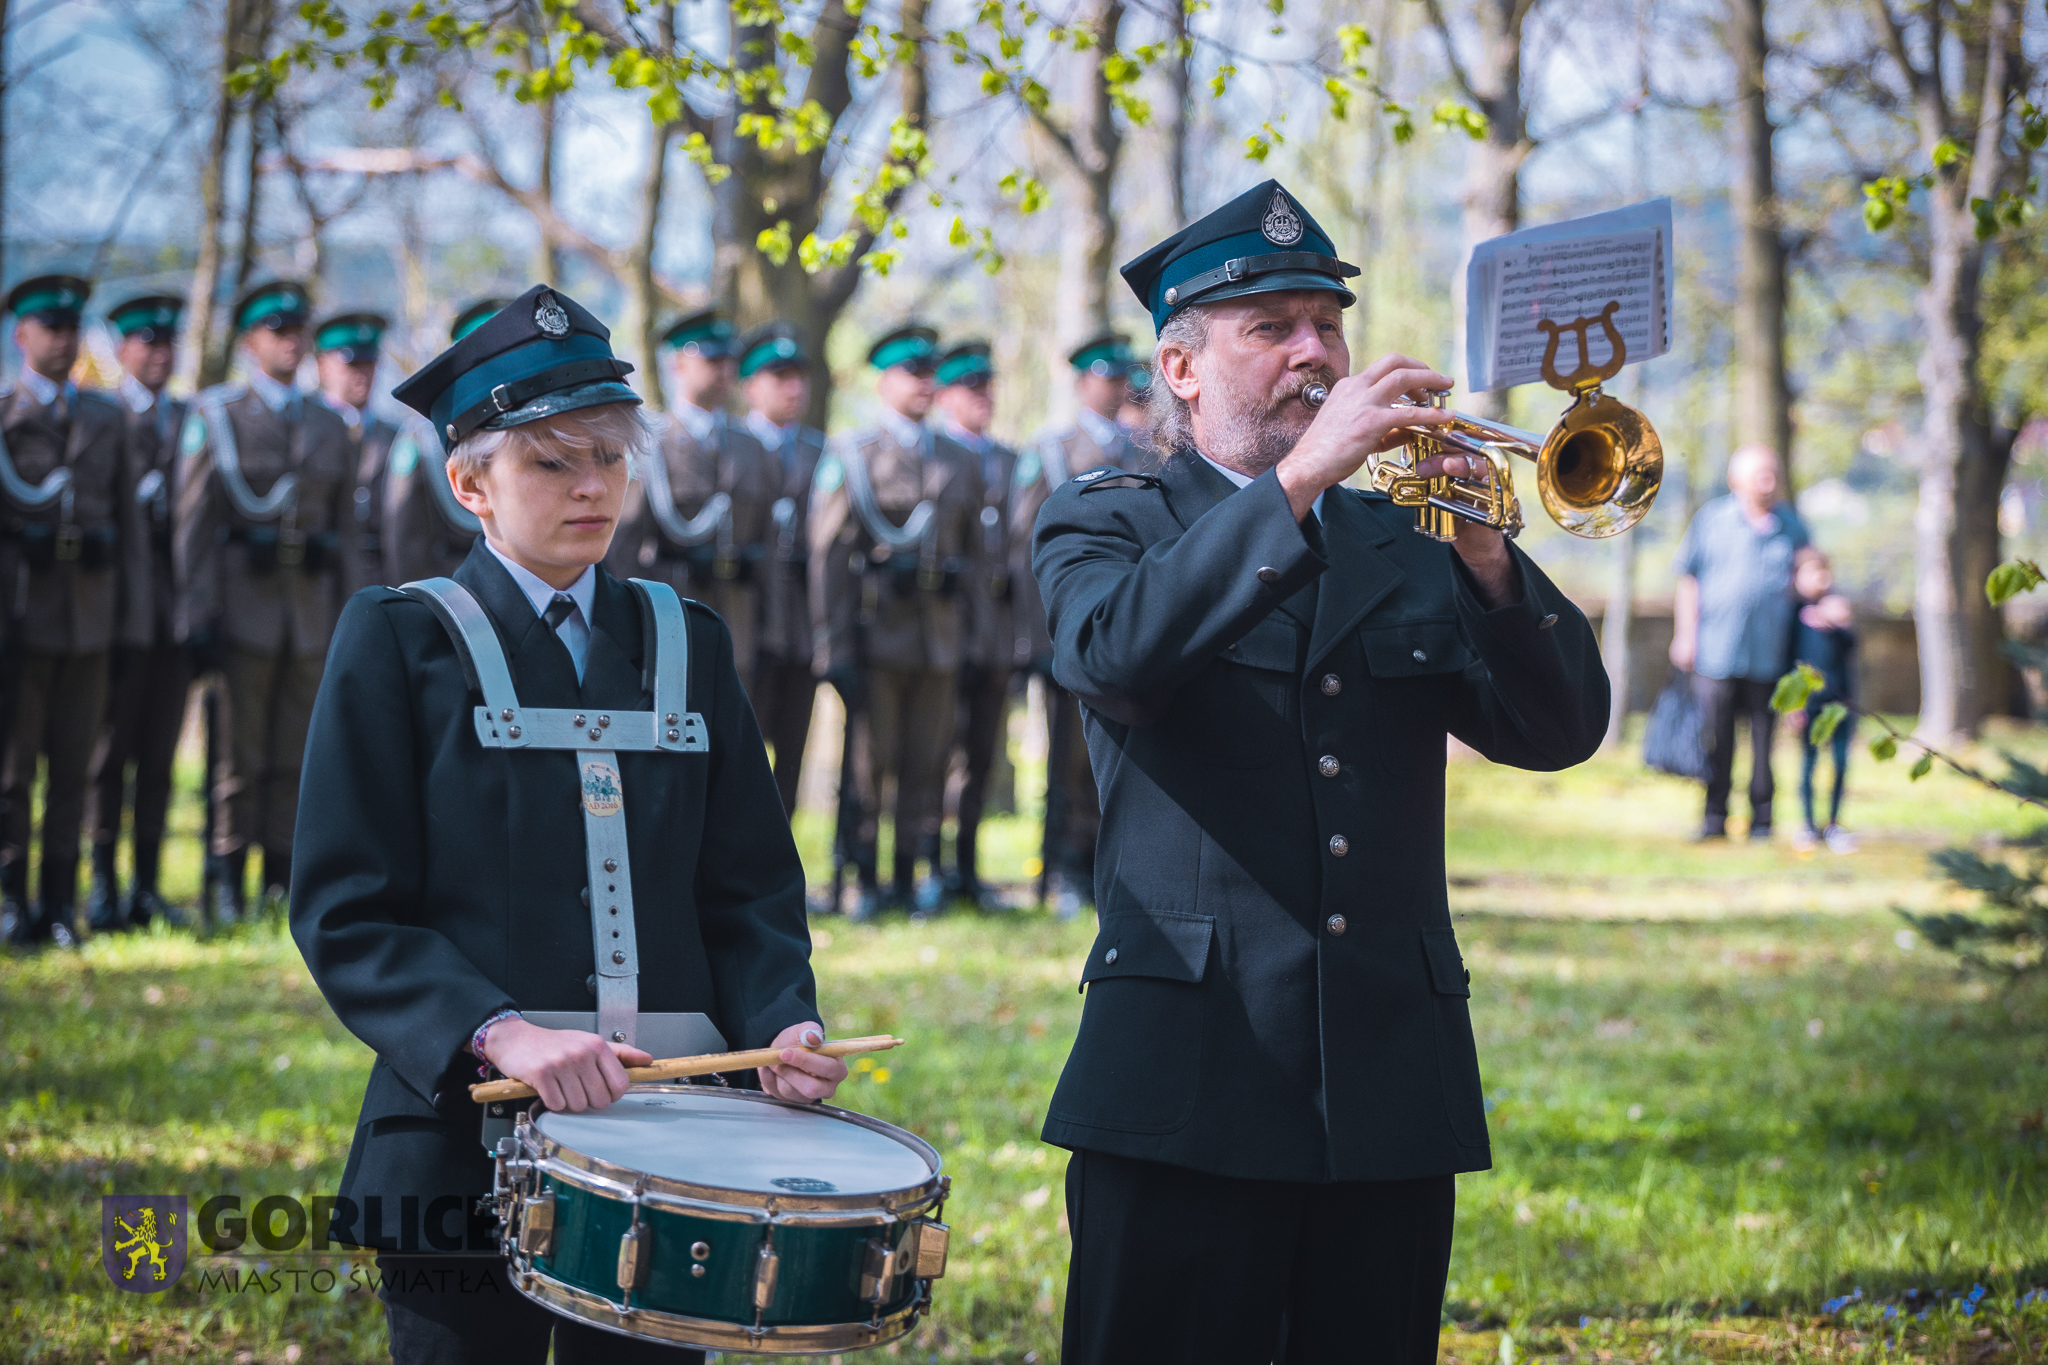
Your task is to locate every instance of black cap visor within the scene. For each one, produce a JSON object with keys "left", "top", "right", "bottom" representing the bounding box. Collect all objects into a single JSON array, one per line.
[
  {"left": 1176, "top": 271, "right": 1356, "bottom": 318},
  {"left": 481, "top": 379, "right": 643, "bottom": 431}
]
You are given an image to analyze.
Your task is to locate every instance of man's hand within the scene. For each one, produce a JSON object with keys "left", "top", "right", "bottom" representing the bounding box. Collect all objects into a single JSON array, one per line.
[
  {"left": 481, "top": 1018, "right": 652, "bottom": 1113},
  {"left": 1275, "top": 353, "right": 1457, "bottom": 520},
  {"left": 759, "top": 1022, "right": 848, "bottom": 1103}
]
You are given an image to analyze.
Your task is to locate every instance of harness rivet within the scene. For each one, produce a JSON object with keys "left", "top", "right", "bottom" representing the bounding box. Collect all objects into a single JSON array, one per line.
[
  {"left": 508, "top": 725, "right": 522, "bottom": 738},
  {"left": 612, "top": 950, "right": 626, "bottom": 964},
  {"left": 667, "top": 729, "right": 680, "bottom": 742},
  {"left": 588, "top": 728, "right": 602, "bottom": 740},
  {"left": 665, "top": 713, "right": 679, "bottom": 725},
  {"left": 599, "top": 715, "right": 611, "bottom": 728},
  {"left": 574, "top": 714, "right": 586, "bottom": 727},
  {"left": 604, "top": 858, "right": 618, "bottom": 872},
  {"left": 500, "top": 708, "right": 514, "bottom": 721}
]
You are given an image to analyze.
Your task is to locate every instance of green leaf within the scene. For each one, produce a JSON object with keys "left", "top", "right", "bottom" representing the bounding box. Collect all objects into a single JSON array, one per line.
[
  {"left": 1863, "top": 197, "right": 1895, "bottom": 232},
  {"left": 1870, "top": 733, "right": 1898, "bottom": 762},
  {"left": 1910, "top": 751, "right": 1934, "bottom": 781},
  {"left": 1988, "top": 559, "right": 2046, "bottom": 606},
  {"left": 1810, "top": 702, "right": 1849, "bottom": 746},
  {"left": 1770, "top": 662, "right": 1825, "bottom": 713},
  {"left": 1931, "top": 136, "right": 1965, "bottom": 168},
  {"left": 756, "top": 219, "right": 794, "bottom": 267}
]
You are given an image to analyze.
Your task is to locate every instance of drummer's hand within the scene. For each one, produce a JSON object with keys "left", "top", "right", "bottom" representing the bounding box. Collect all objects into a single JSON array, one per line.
[
  {"left": 483, "top": 1019, "right": 653, "bottom": 1113},
  {"left": 759, "top": 1023, "right": 847, "bottom": 1103}
]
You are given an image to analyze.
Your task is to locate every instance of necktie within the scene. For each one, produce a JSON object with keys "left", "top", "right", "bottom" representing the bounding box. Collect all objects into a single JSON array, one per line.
[{"left": 544, "top": 593, "right": 576, "bottom": 632}]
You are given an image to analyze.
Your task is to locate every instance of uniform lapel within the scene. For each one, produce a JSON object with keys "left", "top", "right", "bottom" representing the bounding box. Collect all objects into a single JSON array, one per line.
[
  {"left": 581, "top": 572, "right": 646, "bottom": 707},
  {"left": 1307, "top": 490, "right": 1408, "bottom": 669},
  {"left": 453, "top": 543, "right": 582, "bottom": 707}
]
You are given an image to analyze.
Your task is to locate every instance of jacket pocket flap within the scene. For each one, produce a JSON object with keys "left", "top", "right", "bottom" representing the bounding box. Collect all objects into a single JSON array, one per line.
[
  {"left": 357, "top": 1058, "right": 448, "bottom": 1124},
  {"left": 1081, "top": 912, "right": 1216, "bottom": 986},
  {"left": 1220, "top": 614, "right": 1301, "bottom": 673},
  {"left": 1421, "top": 927, "right": 1472, "bottom": 997},
  {"left": 1361, "top": 618, "right": 1468, "bottom": 677}
]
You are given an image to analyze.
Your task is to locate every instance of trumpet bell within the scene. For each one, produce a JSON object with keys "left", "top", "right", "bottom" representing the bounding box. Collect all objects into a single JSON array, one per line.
[{"left": 1535, "top": 388, "right": 1662, "bottom": 540}]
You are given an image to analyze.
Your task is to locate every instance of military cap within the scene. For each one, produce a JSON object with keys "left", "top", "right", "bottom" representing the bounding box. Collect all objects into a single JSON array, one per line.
[
  {"left": 7, "top": 275, "right": 92, "bottom": 325},
  {"left": 936, "top": 339, "right": 993, "bottom": 387},
  {"left": 661, "top": 308, "right": 736, "bottom": 359},
  {"left": 451, "top": 298, "right": 510, "bottom": 344},
  {"left": 314, "top": 312, "right": 388, "bottom": 362},
  {"left": 391, "top": 283, "right": 638, "bottom": 445},
  {"left": 1120, "top": 179, "right": 1359, "bottom": 332},
  {"left": 107, "top": 294, "right": 183, "bottom": 343},
  {"left": 867, "top": 323, "right": 939, "bottom": 373},
  {"left": 1067, "top": 332, "right": 1133, "bottom": 378},
  {"left": 234, "top": 281, "right": 313, "bottom": 332},
  {"left": 737, "top": 322, "right": 808, "bottom": 379}
]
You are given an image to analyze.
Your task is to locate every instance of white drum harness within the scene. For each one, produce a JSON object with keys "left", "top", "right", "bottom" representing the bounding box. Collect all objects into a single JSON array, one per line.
[{"left": 400, "top": 575, "right": 723, "bottom": 1142}]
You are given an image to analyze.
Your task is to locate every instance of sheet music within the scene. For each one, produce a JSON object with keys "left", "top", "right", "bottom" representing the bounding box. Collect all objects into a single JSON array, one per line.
[{"left": 1465, "top": 199, "right": 1673, "bottom": 393}]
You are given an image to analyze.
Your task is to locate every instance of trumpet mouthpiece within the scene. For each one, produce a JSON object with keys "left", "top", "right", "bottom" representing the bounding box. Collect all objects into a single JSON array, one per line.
[{"left": 1302, "top": 383, "right": 1329, "bottom": 409}]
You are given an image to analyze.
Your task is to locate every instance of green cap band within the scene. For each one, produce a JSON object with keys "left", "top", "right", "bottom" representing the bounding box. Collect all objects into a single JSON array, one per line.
[
  {"left": 738, "top": 333, "right": 804, "bottom": 378},
  {"left": 936, "top": 351, "right": 992, "bottom": 386},
  {"left": 871, "top": 334, "right": 936, "bottom": 371},
  {"left": 237, "top": 288, "right": 309, "bottom": 330},
  {"left": 12, "top": 287, "right": 85, "bottom": 319},
  {"left": 317, "top": 319, "right": 384, "bottom": 353},
  {"left": 110, "top": 302, "right": 181, "bottom": 337}
]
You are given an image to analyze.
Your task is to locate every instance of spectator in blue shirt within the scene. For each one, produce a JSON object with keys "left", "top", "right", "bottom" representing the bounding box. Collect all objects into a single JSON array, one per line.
[{"left": 1668, "top": 445, "right": 1810, "bottom": 840}]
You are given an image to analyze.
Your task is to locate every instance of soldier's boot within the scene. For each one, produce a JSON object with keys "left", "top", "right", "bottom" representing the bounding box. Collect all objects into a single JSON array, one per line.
[
  {"left": 949, "top": 822, "right": 993, "bottom": 909},
  {"left": 261, "top": 849, "right": 292, "bottom": 918},
  {"left": 85, "top": 842, "right": 125, "bottom": 933},
  {"left": 207, "top": 850, "right": 247, "bottom": 929},
  {"left": 891, "top": 848, "right": 920, "bottom": 915},
  {"left": 126, "top": 838, "right": 181, "bottom": 929},
  {"left": 912, "top": 833, "right": 946, "bottom": 915},
  {"left": 847, "top": 856, "right": 884, "bottom": 923},
  {"left": 40, "top": 852, "right": 81, "bottom": 948},
  {"left": 1, "top": 858, "right": 31, "bottom": 945}
]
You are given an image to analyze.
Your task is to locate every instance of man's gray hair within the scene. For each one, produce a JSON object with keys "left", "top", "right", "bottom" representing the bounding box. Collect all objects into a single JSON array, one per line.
[{"left": 1145, "top": 306, "right": 1211, "bottom": 457}]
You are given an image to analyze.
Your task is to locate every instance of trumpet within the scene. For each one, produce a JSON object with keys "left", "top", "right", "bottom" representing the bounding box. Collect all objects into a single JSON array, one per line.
[{"left": 1300, "top": 305, "right": 1664, "bottom": 541}]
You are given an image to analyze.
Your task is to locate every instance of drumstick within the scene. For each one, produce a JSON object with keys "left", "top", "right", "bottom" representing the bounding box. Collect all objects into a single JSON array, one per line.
[{"left": 468, "top": 1034, "right": 905, "bottom": 1104}]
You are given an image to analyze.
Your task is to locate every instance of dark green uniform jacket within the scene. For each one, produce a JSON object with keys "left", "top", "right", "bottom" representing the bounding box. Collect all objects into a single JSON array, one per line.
[
  {"left": 1030, "top": 451, "right": 1607, "bottom": 1183},
  {"left": 290, "top": 542, "right": 819, "bottom": 1245}
]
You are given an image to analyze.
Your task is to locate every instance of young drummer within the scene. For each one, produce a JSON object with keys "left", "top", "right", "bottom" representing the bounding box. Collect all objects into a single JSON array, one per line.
[{"left": 289, "top": 285, "right": 844, "bottom": 1364}]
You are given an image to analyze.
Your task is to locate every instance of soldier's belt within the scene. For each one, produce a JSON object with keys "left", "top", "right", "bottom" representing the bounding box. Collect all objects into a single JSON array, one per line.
[
  {"left": 6, "top": 521, "right": 116, "bottom": 570},
  {"left": 221, "top": 525, "right": 339, "bottom": 574}
]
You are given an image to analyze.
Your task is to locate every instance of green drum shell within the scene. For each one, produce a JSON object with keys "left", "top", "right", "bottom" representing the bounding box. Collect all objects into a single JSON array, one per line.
[{"left": 506, "top": 1087, "right": 947, "bottom": 1355}]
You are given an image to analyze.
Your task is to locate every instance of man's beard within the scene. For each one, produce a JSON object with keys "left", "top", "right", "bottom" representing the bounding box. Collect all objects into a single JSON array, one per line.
[{"left": 1201, "top": 368, "right": 1334, "bottom": 474}]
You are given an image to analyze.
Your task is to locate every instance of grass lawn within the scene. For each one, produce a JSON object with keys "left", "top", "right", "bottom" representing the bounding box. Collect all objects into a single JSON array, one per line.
[{"left": 4, "top": 719, "right": 2047, "bottom": 1362}]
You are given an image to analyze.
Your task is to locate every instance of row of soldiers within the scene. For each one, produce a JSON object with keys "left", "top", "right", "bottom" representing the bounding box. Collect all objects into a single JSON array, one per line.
[{"left": 0, "top": 272, "right": 1149, "bottom": 942}]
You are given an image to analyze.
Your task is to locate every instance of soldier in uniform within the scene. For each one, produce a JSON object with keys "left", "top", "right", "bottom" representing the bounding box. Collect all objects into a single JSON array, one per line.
[
  {"left": 739, "top": 322, "right": 827, "bottom": 815},
  {"left": 0, "top": 275, "right": 144, "bottom": 946},
  {"left": 290, "top": 283, "right": 841, "bottom": 1363},
  {"left": 84, "top": 294, "right": 190, "bottom": 931},
  {"left": 313, "top": 312, "right": 401, "bottom": 597},
  {"left": 1010, "top": 332, "right": 1141, "bottom": 916},
  {"left": 1031, "top": 180, "right": 1608, "bottom": 1362},
  {"left": 608, "top": 309, "right": 778, "bottom": 698},
  {"left": 932, "top": 339, "right": 1016, "bottom": 908},
  {"left": 175, "top": 281, "right": 354, "bottom": 923},
  {"left": 809, "top": 324, "right": 987, "bottom": 917},
  {"left": 382, "top": 299, "right": 501, "bottom": 587}
]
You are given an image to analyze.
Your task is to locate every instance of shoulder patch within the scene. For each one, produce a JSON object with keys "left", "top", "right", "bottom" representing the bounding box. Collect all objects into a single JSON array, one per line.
[
  {"left": 1076, "top": 469, "right": 1163, "bottom": 493},
  {"left": 814, "top": 453, "right": 843, "bottom": 494},
  {"left": 179, "top": 413, "right": 208, "bottom": 459},
  {"left": 1013, "top": 447, "right": 1041, "bottom": 487}
]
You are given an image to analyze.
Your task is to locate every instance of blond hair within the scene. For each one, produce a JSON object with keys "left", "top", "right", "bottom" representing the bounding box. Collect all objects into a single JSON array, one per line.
[{"left": 447, "top": 402, "right": 652, "bottom": 481}]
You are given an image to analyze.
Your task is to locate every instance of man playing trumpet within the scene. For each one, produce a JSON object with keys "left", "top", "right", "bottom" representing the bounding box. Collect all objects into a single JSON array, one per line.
[{"left": 1031, "top": 180, "right": 1610, "bottom": 1362}]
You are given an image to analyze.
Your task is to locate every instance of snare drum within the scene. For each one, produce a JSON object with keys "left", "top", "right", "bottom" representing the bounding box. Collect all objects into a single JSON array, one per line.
[{"left": 492, "top": 1086, "right": 950, "bottom": 1354}]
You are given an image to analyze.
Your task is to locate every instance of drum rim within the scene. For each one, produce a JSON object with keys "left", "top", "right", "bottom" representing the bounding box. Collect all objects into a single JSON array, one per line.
[
  {"left": 529, "top": 1084, "right": 945, "bottom": 1213},
  {"left": 509, "top": 1258, "right": 927, "bottom": 1355}
]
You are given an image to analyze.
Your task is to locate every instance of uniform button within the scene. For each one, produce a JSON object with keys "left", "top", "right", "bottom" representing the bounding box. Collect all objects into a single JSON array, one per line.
[
  {"left": 1412, "top": 648, "right": 1428, "bottom": 664},
  {"left": 1321, "top": 674, "right": 1341, "bottom": 696},
  {"left": 1317, "top": 755, "right": 1340, "bottom": 778},
  {"left": 1326, "top": 914, "right": 1347, "bottom": 936},
  {"left": 1104, "top": 947, "right": 1119, "bottom": 964},
  {"left": 1329, "top": 834, "right": 1349, "bottom": 857},
  {"left": 1257, "top": 566, "right": 1281, "bottom": 585}
]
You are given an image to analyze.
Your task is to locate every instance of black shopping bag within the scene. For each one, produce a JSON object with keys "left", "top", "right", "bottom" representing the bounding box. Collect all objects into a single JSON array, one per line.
[{"left": 1643, "top": 668, "right": 1709, "bottom": 780}]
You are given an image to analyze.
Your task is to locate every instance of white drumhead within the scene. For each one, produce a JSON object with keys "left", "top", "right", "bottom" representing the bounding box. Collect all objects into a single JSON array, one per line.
[{"left": 535, "top": 1090, "right": 934, "bottom": 1197}]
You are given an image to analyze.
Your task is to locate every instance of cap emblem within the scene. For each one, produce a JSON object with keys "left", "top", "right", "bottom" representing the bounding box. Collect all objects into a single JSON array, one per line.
[
  {"left": 534, "top": 292, "right": 570, "bottom": 339},
  {"left": 1262, "top": 189, "right": 1304, "bottom": 246}
]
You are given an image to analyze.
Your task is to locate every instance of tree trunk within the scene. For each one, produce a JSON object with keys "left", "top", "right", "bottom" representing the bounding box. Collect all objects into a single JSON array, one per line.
[
  {"left": 630, "top": 117, "right": 674, "bottom": 412},
  {"left": 1730, "top": 0, "right": 1792, "bottom": 478},
  {"left": 1450, "top": 0, "right": 1527, "bottom": 422},
  {"left": 1907, "top": 0, "right": 2013, "bottom": 743},
  {"left": 185, "top": 0, "right": 256, "bottom": 391},
  {"left": 1048, "top": 0, "right": 1126, "bottom": 421},
  {"left": 1167, "top": 0, "right": 1190, "bottom": 226},
  {"left": 535, "top": 92, "right": 560, "bottom": 287}
]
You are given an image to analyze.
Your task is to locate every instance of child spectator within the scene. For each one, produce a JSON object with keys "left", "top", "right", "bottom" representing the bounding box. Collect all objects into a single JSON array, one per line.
[{"left": 1789, "top": 549, "right": 1857, "bottom": 853}]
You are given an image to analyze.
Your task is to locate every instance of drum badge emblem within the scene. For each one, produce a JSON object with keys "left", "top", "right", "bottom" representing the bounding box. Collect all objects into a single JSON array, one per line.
[
  {"left": 581, "top": 761, "right": 624, "bottom": 817},
  {"left": 535, "top": 292, "right": 571, "bottom": 338},
  {"left": 101, "top": 1195, "right": 186, "bottom": 1292},
  {"left": 1261, "top": 189, "right": 1304, "bottom": 246}
]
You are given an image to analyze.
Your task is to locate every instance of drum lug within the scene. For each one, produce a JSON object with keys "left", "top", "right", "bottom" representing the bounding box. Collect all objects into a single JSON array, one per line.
[
  {"left": 859, "top": 1237, "right": 899, "bottom": 1305},
  {"left": 518, "top": 1191, "right": 556, "bottom": 1257},
  {"left": 903, "top": 1216, "right": 950, "bottom": 1281},
  {"left": 616, "top": 1221, "right": 649, "bottom": 1291},
  {"left": 752, "top": 1238, "right": 781, "bottom": 1321}
]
